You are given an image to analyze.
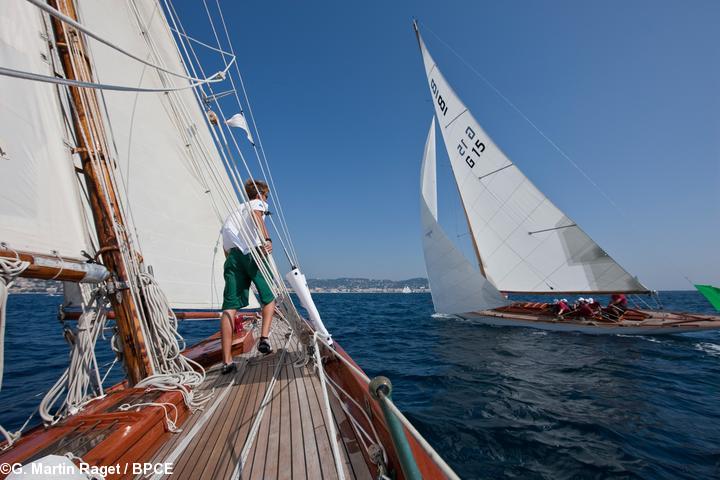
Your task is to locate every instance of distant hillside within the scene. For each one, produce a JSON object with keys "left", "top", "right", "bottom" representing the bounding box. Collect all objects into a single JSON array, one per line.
[{"left": 307, "top": 277, "right": 428, "bottom": 290}]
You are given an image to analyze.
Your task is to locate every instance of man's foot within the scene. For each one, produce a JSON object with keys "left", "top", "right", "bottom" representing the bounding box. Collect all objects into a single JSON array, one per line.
[
  {"left": 257, "top": 337, "right": 272, "bottom": 355},
  {"left": 221, "top": 362, "right": 237, "bottom": 375}
]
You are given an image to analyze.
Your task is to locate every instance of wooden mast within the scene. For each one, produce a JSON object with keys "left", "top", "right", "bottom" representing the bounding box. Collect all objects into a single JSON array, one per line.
[{"left": 48, "top": 0, "right": 151, "bottom": 384}]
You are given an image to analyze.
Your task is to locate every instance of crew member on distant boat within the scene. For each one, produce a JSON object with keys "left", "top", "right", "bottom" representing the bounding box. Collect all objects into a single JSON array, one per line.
[
  {"left": 575, "top": 298, "right": 594, "bottom": 318},
  {"left": 606, "top": 293, "right": 628, "bottom": 320},
  {"left": 553, "top": 298, "right": 571, "bottom": 317},
  {"left": 220, "top": 179, "right": 276, "bottom": 373}
]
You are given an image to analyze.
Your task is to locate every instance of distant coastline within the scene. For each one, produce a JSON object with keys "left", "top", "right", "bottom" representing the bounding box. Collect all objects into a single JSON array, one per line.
[
  {"left": 10, "top": 277, "right": 430, "bottom": 295},
  {"left": 10, "top": 277, "right": 698, "bottom": 296},
  {"left": 306, "top": 277, "right": 429, "bottom": 294}
]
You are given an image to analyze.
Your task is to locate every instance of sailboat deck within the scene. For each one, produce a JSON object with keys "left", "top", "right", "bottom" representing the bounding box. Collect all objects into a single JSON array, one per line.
[{"left": 142, "top": 321, "right": 372, "bottom": 480}]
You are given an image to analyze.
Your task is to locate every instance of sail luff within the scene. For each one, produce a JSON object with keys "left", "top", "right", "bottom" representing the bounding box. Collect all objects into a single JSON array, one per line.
[{"left": 415, "top": 28, "right": 648, "bottom": 295}]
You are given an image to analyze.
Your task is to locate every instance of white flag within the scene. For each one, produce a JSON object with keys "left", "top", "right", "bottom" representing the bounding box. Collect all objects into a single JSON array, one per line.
[{"left": 225, "top": 112, "right": 255, "bottom": 145}]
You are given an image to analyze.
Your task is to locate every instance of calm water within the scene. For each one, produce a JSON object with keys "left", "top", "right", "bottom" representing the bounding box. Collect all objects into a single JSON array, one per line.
[{"left": 1, "top": 291, "right": 719, "bottom": 479}]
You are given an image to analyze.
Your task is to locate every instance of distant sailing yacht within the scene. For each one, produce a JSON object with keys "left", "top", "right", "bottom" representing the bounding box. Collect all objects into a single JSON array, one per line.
[
  {"left": 414, "top": 22, "right": 720, "bottom": 334},
  {"left": 402, "top": 286, "right": 412, "bottom": 294}
]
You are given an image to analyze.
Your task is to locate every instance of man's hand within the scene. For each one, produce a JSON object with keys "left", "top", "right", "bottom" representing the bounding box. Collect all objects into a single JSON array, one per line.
[{"left": 263, "top": 241, "right": 273, "bottom": 254}]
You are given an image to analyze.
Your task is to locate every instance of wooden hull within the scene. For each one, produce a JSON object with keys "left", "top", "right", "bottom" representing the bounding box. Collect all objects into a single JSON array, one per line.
[
  {"left": 0, "top": 316, "right": 449, "bottom": 479},
  {"left": 464, "top": 303, "right": 720, "bottom": 335}
]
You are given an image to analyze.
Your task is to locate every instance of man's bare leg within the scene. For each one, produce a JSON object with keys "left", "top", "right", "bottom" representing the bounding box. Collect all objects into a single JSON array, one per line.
[
  {"left": 220, "top": 309, "right": 236, "bottom": 364},
  {"left": 260, "top": 300, "right": 276, "bottom": 338}
]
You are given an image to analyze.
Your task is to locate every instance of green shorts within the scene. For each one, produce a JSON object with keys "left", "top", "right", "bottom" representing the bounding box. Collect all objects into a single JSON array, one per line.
[{"left": 222, "top": 248, "right": 275, "bottom": 310}]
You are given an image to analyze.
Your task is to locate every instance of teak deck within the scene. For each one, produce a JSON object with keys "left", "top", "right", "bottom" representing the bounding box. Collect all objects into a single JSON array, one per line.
[{"left": 141, "top": 321, "right": 372, "bottom": 480}]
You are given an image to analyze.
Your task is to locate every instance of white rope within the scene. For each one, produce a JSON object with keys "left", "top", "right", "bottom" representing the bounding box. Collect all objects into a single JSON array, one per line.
[
  {"left": 311, "top": 333, "right": 347, "bottom": 480},
  {"left": 206, "top": 0, "right": 301, "bottom": 266},
  {"left": 39, "top": 287, "right": 109, "bottom": 425},
  {"left": 149, "top": 375, "right": 238, "bottom": 480},
  {"left": 24, "top": 0, "right": 233, "bottom": 84},
  {"left": 118, "top": 401, "right": 181, "bottom": 433},
  {"left": 323, "top": 372, "right": 388, "bottom": 465},
  {"left": 136, "top": 273, "right": 210, "bottom": 411},
  {"left": 164, "top": 0, "right": 300, "bottom": 272},
  {"left": 0, "top": 249, "right": 31, "bottom": 449},
  {"left": 0, "top": 65, "right": 231, "bottom": 93},
  {"left": 231, "top": 335, "right": 291, "bottom": 480}
]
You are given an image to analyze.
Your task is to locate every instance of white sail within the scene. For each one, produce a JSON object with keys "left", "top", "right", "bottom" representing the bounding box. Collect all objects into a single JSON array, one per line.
[
  {"left": 0, "top": 3, "right": 92, "bottom": 259},
  {"left": 76, "top": 0, "right": 249, "bottom": 309},
  {"left": 420, "top": 119, "right": 508, "bottom": 314},
  {"left": 416, "top": 31, "right": 647, "bottom": 294}
]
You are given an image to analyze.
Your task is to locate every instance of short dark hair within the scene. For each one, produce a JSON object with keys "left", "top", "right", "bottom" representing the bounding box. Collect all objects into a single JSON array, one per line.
[{"left": 245, "top": 179, "right": 269, "bottom": 200}]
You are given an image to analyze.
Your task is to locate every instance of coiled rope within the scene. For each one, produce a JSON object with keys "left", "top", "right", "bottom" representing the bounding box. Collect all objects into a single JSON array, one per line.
[{"left": 0, "top": 247, "right": 31, "bottom": 449}]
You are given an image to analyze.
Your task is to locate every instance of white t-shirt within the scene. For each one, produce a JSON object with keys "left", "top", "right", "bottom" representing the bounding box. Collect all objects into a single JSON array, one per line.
[{"left": 221, "top": 199, "right": 268, "bottom": 255}]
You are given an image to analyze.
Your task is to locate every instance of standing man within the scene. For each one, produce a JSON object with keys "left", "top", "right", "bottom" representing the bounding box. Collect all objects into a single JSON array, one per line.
[{"left": 219, "top": 179, "right": 276, "bottom": 374}]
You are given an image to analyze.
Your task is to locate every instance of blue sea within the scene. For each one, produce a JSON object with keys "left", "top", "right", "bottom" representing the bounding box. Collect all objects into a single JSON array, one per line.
[{"left": 1, "top": 291, "right": 719, "bottom": 479}]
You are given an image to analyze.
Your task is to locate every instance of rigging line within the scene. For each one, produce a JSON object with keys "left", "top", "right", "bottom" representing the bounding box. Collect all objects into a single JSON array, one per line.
[
  {"left": 477, "top": 163, "right": 514, "bottom": 180},
  {"left": 212, "top": 0, "right": 301, "bottom": 265},
  {"left": 161, "top": 4, "right": 284, "bottom": 279},
  {"left": 164, "top": 4, "right": 297, "bottom": 305},
  {"left": 167, "top": 1, "right": 298, "bottom": 275},
  {"left": 213, "top": 125, "right": 295, "bottom": 267},
  {"left": 169, "top": 27, "right": 234, "bottom": 57},
  {"left": 127, "top": 0, "right": 245, "bottom": 228},
  {"left": 0, "top": 66, "right": 229, "bottom": 92},
  {"left": 527, "top": 224, "right": 577, "bottom": 235},
  {"left": 24, "top": 0, "right": 233, "bottom": 84},
  {"left": 198, "top": 0, "right": 300, "bottom": 267},
  {"left": 419, "top": 21, "right": 627, "bottom": 216},
  {"left": 61, "top": 18, "right": 163, "bottom": 375}
]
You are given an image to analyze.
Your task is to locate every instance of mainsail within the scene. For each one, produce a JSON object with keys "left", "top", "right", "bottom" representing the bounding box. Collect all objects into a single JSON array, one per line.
[
  {"left": 0, "top": 2, "right": 93, "bottom": 259},
  {"left": 76, "top": 0, "right": 247, "bottom": 309},
  {"left": 420, "top": 118, "right": 508, "bottom": 313},
  {"left": 416, "top": 27, "right": 647, "bottom": 294}
]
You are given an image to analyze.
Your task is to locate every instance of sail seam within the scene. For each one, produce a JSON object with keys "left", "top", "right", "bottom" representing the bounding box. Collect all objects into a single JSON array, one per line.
[{"left": 444, "top": 108, "right": 467, "bottom": 129}]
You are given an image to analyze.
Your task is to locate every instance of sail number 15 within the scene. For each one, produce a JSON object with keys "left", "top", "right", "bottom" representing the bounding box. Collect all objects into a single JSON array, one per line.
[{"left": 458, "top": 127, "right": 485, "bottom": 168}]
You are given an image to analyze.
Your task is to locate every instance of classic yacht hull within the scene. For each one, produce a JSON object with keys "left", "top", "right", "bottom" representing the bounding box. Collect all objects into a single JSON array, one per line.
[{"left": 464, "top": 304, "right": 720, "bottom": 335}]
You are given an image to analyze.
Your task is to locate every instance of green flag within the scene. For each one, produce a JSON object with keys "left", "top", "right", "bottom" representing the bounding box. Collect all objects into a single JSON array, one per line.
[{"left": 695, "top": 284, "right": 720, "bottom": 312}]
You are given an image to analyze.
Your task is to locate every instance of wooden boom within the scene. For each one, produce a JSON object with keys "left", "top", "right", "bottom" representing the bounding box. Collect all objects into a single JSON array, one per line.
[{"left": 0, "top": 248, "right": 108, "bottom": 283}]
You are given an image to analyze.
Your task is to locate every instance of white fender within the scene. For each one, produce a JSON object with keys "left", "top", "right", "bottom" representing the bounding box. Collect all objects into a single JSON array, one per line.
[{"left": 285, "top": 268, "right": 332, "bottom": 345}]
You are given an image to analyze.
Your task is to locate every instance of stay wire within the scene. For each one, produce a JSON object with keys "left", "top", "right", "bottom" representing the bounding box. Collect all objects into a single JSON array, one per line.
[
  {"left": 24, "top": 0, "right": 233, "bottom": 84},
  {"left": 212, "top": 0, "right": 300, "bottom": 266}
]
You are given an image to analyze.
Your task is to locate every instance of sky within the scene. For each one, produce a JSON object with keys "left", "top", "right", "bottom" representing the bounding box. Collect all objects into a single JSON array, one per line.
[{"left": 174, "top": 1, "right": 719, "bottom": 290}]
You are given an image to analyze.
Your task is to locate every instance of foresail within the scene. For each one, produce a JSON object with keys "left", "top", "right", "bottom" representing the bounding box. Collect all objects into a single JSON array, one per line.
[
  {"left": 0, "top": 3, "right": 92, "bottom": 258},
  {"left": 421, "top": 119, "right": 508, "bottom": 314},
  {"left": 76, "top": 0, "right": 252, "bottom": 309},
  {"left": 416, "top": 30, "right": 647, "bottom": 294}
]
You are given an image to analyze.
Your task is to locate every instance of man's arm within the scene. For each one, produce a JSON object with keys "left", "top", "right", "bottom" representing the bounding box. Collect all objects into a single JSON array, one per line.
[{"left": 253, "top": 209, "right": 273, "bottom": 254}]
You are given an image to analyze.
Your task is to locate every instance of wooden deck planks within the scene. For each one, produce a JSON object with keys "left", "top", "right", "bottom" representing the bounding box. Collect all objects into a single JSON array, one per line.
[
  {"left": 287, "top": 359, "right": 308, "bottom": 480},
  {"left": 211, "top": 349, "right": 266, "bottom": 479},
  {"left": 144, "top": 320, "right": 372, "bottom": 480}
]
